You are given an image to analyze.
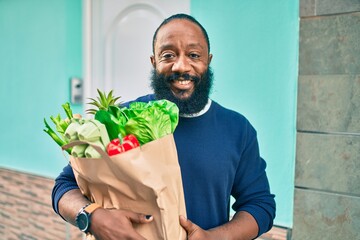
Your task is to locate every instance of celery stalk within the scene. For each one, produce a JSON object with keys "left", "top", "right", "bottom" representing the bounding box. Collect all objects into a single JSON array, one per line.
[
  {"left": 62, "top": 102, "right": 73, "bottom": 120},
  {"left": 43, "top": 119, "right": 71, "bottom": 154},
  {"left": 50, "top": 114, "right": 68, "bottom": 135}
]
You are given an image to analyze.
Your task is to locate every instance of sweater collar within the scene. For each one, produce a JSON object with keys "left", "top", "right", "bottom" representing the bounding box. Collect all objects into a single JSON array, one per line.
[{"left": 179, "top": 99, "right": 212, "bottom": 118}]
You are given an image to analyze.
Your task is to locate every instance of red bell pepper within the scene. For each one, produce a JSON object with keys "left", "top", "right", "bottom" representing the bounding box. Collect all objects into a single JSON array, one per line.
[{"left": 106, "top": 134, "right": 140, "bottom": 156}]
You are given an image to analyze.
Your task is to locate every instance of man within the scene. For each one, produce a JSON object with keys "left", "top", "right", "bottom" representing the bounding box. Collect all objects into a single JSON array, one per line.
[{"left": 52, "top": 13, "right": 276, "bottom": 240}]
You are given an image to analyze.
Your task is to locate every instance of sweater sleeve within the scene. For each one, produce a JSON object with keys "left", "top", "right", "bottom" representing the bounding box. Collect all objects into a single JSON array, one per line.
[
  {"left": 231, "top": 121, "right": 276, "bottom": 236},
  {"left": 51, "top": 163, "right": 79, "bottom": 215}
]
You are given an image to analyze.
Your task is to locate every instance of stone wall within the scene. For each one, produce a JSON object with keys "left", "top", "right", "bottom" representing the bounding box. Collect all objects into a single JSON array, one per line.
[{"left": 294, "top": 0, "right": 360, "bottom": 239}]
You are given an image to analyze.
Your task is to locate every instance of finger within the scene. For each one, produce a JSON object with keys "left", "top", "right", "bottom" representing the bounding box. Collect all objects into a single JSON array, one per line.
[{"left": 127, "top": 212, "right": 153, "bottom": 224}]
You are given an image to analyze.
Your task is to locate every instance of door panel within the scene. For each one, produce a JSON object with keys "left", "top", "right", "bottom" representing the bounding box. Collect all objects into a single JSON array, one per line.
[{"left": 85, "top": 0, "right": 190, "bottom": 102}]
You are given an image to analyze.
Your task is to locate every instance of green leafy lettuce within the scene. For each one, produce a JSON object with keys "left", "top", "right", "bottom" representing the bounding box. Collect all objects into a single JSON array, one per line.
[{"left": 95, "top": 99, "right": 179, "bottom": 145}]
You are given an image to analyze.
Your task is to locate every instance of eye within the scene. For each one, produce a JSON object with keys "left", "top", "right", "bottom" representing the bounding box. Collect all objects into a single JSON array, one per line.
[
  {"left": 189, "top": 53, "right": 200, "bottom": 59},
  {"left": 161, "top": 52, "right": 175, "bottom": 60}
]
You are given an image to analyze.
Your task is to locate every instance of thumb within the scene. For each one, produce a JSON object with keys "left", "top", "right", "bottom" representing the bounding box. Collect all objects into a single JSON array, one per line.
[{"left": 179, "top": 215, "right": 198, "bottom": 234}]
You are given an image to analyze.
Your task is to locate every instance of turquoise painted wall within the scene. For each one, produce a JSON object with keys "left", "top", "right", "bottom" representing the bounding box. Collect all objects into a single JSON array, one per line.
[
  {"left": 191, "top": 0, "right": 299, "bottom": 228},
  {"left": 0, "top": 0, "right": 83, "bottom": 178},
  {"left": 0, "top": 0, "right": 297, "bottom": 229}
]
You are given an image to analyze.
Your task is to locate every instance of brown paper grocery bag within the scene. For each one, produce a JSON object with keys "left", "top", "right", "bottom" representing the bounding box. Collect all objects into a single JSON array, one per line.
[{"left": 62, "top": 134, "right": 187, "bottom": 240}]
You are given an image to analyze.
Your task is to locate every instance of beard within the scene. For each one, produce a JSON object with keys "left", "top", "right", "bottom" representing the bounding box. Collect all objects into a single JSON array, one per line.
[{"left": 150, "top": 67, "right": 214, "bottom": 115}]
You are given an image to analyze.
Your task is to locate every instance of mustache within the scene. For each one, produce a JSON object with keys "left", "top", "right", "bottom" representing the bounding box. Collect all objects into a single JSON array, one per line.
[
  {"left": 166, "top": 73, "right": 201, "bottom": 83},
  {"left": 150, "top": 67, "right": 214, "bottom": 114}
]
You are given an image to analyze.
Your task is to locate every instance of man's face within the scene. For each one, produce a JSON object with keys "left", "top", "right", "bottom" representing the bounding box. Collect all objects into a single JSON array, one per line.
[{"left": 150, "top": 19, "right": 213, "bottom": 114}]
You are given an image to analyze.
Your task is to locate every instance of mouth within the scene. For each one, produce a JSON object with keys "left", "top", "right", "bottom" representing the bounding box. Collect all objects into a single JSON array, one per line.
[
  {"left": 170, "top": 79, "right": 195, "bottom": 99},
  {"left": 174, "top": 78, "right": 192, "bottom": 87},
  {"left": 178, "top": 80, "right": 191, "bottom": 85},
  {"left": 172, "top": 78, "right": 194, "bottom": 90}
]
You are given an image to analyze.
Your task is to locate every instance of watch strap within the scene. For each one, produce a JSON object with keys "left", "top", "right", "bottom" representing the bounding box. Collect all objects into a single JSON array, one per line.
[
  {"left": 84, "top": 203, "right": 102, "bottom": 214},
  {"left": 76, "top": 203, "right": 102, "bottom": 234}
]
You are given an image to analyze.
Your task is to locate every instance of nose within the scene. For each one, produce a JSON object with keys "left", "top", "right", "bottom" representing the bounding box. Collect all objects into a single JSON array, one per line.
[{"left": 172, "top": 55, "right": 191, "bottom": 73}]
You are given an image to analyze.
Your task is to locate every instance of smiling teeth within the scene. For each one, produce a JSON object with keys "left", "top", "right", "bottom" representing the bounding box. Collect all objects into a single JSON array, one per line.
[{"left": 177, "top": 80, "right": 191, "bottom": 85}]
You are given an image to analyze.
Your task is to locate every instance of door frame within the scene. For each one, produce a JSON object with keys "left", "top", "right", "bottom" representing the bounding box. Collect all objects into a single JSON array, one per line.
[
  {"left": 82, "top": 0, "right": 189, "bottom": 110},
  {"left": 83, "top": 0, "right": 93, "bottom": 110}
]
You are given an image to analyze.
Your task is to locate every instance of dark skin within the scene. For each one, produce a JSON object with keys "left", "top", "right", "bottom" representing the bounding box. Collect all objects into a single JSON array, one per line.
[{"left": 58, "top": 19, "right": 259, "bottom": 240}]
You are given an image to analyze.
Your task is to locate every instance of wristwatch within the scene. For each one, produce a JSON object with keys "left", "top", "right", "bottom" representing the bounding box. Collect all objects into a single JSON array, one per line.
[{"left": 76, "top": 203, "right": 102, "bottom": 233}]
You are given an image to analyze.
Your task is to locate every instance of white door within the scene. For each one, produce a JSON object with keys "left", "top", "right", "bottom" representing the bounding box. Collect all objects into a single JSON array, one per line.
[{"left": 83, "top": 0, "right": 190, "bottom": 104}]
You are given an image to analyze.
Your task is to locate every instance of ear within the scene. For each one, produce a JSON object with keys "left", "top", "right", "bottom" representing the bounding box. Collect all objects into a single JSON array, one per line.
[
  {"left": 150, "top": 55, "right": 156, "bottom": 68},
  {"left": 208, "top": 53, "right": 213, "bottom": 65}
]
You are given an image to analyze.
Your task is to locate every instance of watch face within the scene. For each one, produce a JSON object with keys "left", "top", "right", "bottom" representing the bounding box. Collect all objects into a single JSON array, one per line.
[{"left": 76, "top": 212, "right": 89, "bottom": 232}]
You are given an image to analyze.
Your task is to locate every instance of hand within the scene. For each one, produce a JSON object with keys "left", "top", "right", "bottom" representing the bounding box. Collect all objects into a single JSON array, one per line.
[
  {"left": 90, "top": 208, "right": 153, "bottom": 240},
  {"left": 180, "top": 212, "right": 260, "bottom": 240},
  {"left": 179, "top": 216, "right": 216, "bottom": 240}
]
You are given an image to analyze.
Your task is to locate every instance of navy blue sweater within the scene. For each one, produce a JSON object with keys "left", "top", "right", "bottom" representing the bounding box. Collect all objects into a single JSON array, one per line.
[{"left": 52, "top": 95, "right": 275, "bottom": 236}]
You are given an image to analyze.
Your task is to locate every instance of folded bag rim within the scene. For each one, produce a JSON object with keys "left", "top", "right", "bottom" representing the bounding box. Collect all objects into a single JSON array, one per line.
[{"left": 61, "top": 134, "right": 187, "bottom": 240}]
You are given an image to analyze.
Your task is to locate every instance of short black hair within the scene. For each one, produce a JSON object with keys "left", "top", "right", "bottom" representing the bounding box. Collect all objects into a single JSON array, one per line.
[{"left": 152, "top": 13, "right": 210, "bottom": 54}]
